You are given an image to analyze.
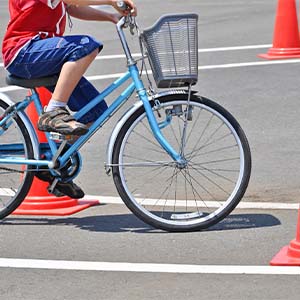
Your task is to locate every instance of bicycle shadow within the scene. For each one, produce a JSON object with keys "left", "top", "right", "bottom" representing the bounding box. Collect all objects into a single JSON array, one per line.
[
  {"left": 2, "top": 212, "right": 281, "bottom": 233},
  {"left": 208, "top": 213, "right": 281, "bottom": 231}
]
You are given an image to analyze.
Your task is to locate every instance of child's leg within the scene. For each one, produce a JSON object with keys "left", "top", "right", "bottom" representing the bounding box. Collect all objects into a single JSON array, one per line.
[
  {"left": 52, "top": 48, "right": 98, "bottom": 103},
  {"left": 40, "top": 48, "right": 99, "bottom": 135}
]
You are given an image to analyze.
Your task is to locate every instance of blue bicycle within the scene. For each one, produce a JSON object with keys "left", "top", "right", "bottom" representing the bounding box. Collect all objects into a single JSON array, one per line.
[{"left": 0, "top": 11, "right": 251, "bottom": 231}]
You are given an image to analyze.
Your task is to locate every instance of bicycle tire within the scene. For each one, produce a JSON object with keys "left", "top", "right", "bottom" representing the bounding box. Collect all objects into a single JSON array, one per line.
[
  {"left": 0, "top": 99, "right": 34, "bottom": 219},
  {"left": 112, "top": 93, "right": 251, "bottom": 232}
]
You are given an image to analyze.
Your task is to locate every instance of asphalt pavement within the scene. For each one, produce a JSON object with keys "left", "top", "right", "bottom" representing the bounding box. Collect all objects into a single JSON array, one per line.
[{"left": 1, "top": 1, "right": 300, "bottom": 299}]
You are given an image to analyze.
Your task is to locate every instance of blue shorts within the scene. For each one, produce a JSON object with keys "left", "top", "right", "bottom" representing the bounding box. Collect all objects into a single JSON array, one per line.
[{"left": 7, "top": 35, "right": 107, "bottom": 124}]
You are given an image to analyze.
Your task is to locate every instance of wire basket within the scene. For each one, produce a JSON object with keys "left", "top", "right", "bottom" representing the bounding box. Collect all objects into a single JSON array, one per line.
[{"left": 141, "top": 13, "right": 198, "bottom": 88}]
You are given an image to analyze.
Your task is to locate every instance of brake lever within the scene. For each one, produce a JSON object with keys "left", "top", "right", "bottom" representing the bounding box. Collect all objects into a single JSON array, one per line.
[
  {"left": 129, "top": 17, "right": 136, "bottom": 35},
  {"left": 116, "top": 2, "right": 136, "bottom": 35}
]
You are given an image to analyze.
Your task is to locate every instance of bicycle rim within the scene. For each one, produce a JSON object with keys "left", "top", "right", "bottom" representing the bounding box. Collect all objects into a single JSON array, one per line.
[
  {"left": 113, "top": 95, "right": 251, "bottom": 231},
  {"left": 0, "top": 99, "right": 34, "bottom": 219}
]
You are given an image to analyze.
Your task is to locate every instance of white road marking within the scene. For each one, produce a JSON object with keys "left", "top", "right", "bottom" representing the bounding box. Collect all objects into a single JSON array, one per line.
[
  {"left": 0, "top": 192, "right": 298, "bottom": 210},
  {"left": 0, "top": 190, "right": 297, "bottom": 210},
  {"left": 198, "top": 59, "right": 300, "bottom": 69},
  {"left": 0, "top": 188, "right": 15, "bottom": 196},
  {"left": 0, "top": 43, "right": 297, "bottom": 92},
  {"left": 2, "top": 58, "right": 300, "bottom": 93},
  {"left": 93, "top": 44, "right": 272, "bottom": 60},
  {"left": 0, "top": 85, "right": 23, "bottom": 92},
  {"left": 0, "top": 44, "right": 272, "bottom": 67},
  {"left": 197, "top": 44, "right": 272, "bottom": 52},
  {"left": 84, "top": 195, "right": 300, "bottom": 210},
  {"left": 0, "top": 258, "right": 299, "bottom": 274}
]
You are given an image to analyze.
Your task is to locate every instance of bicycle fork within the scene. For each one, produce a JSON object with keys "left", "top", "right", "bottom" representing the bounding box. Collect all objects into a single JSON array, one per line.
[{"left": 129, "top": 65, "right": 187, "bottom": 166}]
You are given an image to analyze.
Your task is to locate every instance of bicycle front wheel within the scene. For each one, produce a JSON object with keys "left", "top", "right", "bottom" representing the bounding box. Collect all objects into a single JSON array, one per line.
[
  {"left": 0, "top": 99, "right": 34, "bottom": 219},
  {"left": 112, "top": 94, "right": 251, "bottom": 231}
]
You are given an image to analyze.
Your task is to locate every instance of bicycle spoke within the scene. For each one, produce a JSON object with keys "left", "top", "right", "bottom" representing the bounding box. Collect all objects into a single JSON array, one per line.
[
  {"left": 189, "top": 114, "right": 214, "bottom": 157},
  {"left": 185, "top": 107, "right": 202, "bottom": 146},
  {"left": 128, "top": 164, "right": 172, "bottom": 200},
  {"left": 132, "top": 129, "right": 166, "bottom": 153},
  {"left": 184, "top": 166, "right": 219, "bottom": 203},
  {"left": 187, "top": 132, "right": 233, "bottom": 160},
  {"left": 161, "top": 167, "right": 178, "bottom": 218},
  {"left": 191, "top": 144, "right": 237, "bottom": 157},
  {"left": 191, "top": 157, "right": 240, "bottom": 165},
  {"left": 0, "top": 167, "right": 24, "bottom": 174},
  {"left": 188, "top": 163, "right": 231, "bottom": 196},
  {"left": 181, "top": 167, "right": 206, "bottom": 214},
  {"left": 189, "top": 165, "right": 240, "bottom": 173},
  {"left": 189, "top": 160, "right": 237, "bottom": 184}
]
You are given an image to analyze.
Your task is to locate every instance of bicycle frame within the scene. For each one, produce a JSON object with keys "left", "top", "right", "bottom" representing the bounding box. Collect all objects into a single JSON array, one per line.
[{"left": 0, "top": 16, "right": 184, "bottom": 171}]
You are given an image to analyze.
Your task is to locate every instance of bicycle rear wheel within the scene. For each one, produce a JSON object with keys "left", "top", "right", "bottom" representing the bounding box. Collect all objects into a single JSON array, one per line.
[
  {"left": 0, "top": 99, "right": 34, "bottom": 219},
  {"left": 112, "top": 93, "right": 251, "bottom": 231}
]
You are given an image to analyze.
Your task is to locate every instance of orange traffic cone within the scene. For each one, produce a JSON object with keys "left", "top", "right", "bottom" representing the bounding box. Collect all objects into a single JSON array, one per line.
[
  {"left": 259, "top": 0, "right": 300, "bottom": 59},
  {"left": 270, "top": 206, "right": 300, "bottom": 266},
  {"left": 13, "top": 87, "right": 99, "bottom": 216}
]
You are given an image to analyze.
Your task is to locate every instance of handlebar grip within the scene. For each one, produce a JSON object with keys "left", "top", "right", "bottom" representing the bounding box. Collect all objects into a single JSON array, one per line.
[{"left": 117, "top": 1, "right": 128, "bottom": 11}]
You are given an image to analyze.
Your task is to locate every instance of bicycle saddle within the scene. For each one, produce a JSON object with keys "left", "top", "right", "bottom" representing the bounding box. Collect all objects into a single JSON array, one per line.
[{"left": 6, "top": 73, "right": 58, "bottom": 88}]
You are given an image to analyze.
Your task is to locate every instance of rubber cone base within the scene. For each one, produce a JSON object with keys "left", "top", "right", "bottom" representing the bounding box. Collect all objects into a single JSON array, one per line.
[
  {"left": 12, "top": 196, "right": 99, "bottom": 216},
  {"left": 12, "top": 177, "right": 99, "bottom": 216},
  {"left": 259, "top": 48, "right": 300, "bottom": 60},
  {"left": 270, "top": 239, "right": 300, "bottom": 266}
]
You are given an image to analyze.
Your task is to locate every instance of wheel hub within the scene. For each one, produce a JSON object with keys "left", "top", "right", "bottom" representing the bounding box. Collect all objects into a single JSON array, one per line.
[{"left": 176, "top": 158, "right": 188, "bottom": 169}]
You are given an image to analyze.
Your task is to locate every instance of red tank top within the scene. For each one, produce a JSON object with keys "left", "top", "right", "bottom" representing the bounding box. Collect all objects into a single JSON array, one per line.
[{"left": 2, "top": 0, "right": 66, "bottom": 67}]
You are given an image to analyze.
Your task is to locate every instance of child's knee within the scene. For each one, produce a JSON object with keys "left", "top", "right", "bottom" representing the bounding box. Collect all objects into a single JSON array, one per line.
[
  {"left": 67, "top": 35, "right": 103, "bottom": 62},
  {"left": 89, "top": 48, "right": 99, "bottom": 59}
]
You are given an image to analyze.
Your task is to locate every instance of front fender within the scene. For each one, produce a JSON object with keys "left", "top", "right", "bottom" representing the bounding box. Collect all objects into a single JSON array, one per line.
[
  {"left": 105, "top": 89, "right": 192, "bottom": 174},
  {"left": 0, "top": 92, "right": 40, "bottom": 159}
]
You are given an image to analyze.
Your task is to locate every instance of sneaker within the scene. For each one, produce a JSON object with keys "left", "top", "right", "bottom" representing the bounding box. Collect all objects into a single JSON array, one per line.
[
  {"left": 37, "top": 107, "right": 88, "bottom": 136},
  {"left": 54, "top": 181, "right": 84, "bottom": 199},
  {"left": 35, "top": 170, "right": 84, "bottom": 199}
]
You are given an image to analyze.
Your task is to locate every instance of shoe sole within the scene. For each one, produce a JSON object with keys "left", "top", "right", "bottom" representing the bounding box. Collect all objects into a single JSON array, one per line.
[{"left": 38, "top": 125, "right": 88, "bottom": 136}]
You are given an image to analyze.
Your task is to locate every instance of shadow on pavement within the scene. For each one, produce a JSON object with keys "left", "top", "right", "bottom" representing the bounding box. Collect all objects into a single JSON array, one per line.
[
  {"left": 2, "top": 212, "right": 281, "bottom": 233},
  {"left": 209, "top": 213, "right": 281, "bottom": 231}
]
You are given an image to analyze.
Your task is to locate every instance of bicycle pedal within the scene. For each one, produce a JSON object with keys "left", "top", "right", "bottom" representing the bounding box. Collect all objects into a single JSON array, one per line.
[
  {"left": 47, "top": 178, "right": 64, "bottom": 197},
  {"left": 49, "top": 132, "right": 74, "bottom": 141},
  {"left": 47, "top": 185, "right": 65, "bottom": 197}
]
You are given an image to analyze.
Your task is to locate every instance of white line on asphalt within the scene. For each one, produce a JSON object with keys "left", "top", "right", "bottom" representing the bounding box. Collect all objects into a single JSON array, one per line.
[
  {"left": 0, "top": 44, "right": 272, "bottom": 67},
  {"left": 84, "top": 195, "right": 300, "bottom": 210},
  {"left": 2, "top": 58, "right": 300, "bottom": 93},
  {"left": 93, "top": 44, "right": 272, "bottom": 60},
  {"left": 0, "top": 85, "right": 23, "bottom": 92},
  {"left": 197, "top": 44, "right": 272, "bottom": 52},
  {"left": 0, "top": 191, "right": 297, "bottom": 210},
  {"left": 0, "top": 258, "right": 299, "bottom": 274}
]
